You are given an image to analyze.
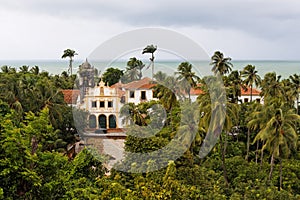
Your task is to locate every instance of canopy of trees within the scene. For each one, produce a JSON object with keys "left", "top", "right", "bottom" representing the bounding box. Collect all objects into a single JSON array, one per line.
[{"left": 0, "top": 52, "right": 299, "bottom": 199}]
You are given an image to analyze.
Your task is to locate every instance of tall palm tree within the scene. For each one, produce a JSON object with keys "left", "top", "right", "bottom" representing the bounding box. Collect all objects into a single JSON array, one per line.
[
  {"left": 142, "top": 44, "right": 157, "bottom": 80},
  {"left": 62, "top": 49, "right": 78, "bottom": 75},
  {"left": 241, "top": 65, "right": 261, "bottom": 102},
  {"left": 198, "top": 76, "right": 239, "bottom": 186},
  {"left": 176, "top": 62, "right": 199, "bottom": 100},
  {"left": 252, "top": 100, "right": 300, "bottom": 189},
  {"left": 210, "top": 51, "right": 233, "bottom": 75},
  {"left": 289, "top": 74, "right": 300, "bottom": 114}
]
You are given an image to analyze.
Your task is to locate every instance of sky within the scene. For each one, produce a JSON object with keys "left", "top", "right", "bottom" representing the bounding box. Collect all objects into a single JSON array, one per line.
[{"left": 1, "top": 0, "right": 300, "bottom": 60}]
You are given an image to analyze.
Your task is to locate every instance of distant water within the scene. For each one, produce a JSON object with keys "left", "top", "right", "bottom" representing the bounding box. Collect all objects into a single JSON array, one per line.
[{"left": 0, "top": 60, "right": 299, "bottom": 78}]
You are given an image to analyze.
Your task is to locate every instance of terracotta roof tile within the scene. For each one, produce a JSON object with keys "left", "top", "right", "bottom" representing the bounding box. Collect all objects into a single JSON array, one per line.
[
  {"left": 138, "top": 83, "right": 156, "bottom": 89},
  {"left": 241, "top": 87, "right": 261, "bottom": 95},
  {"left": 61, "top": 90, "right": 80, "bottom": 104},
  {"left": 122, "top": 77, "right": 152, "bottom": 89}
]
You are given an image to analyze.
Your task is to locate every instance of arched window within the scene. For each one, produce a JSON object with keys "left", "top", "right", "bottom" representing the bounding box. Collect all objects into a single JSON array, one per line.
[
  {"left": 89, "top": 115, "right": 96, "bottom": 128},
  {"left": 109, "top": 115, "right": 117, "bottom": 128},
  {"left": 98, "top": 114, "right": 107, "bottom": 129}
]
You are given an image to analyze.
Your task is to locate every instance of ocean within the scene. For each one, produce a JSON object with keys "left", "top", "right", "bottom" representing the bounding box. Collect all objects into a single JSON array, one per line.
[{"left": 0, "top": 60, "right": 299, "bottom": 79}]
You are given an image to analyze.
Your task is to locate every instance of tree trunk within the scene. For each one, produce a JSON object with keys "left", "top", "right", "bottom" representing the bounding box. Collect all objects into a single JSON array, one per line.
[
  {"left": 279, "top": 158, "right": 283, "bottom": 191},
  {"left": 69, "top": 58, "right": 73, "bottom": 76},
  {"left": 220, "top": 133, "right": 229, "bottom": 186},
  {"left": 250, "top": 85, "right": 253, "bottom": 102},
  {"left": 297, "top": 96, "right": 299, "bottom": 114},
  {"left": 255, "top": 141, "right": 259, "bottom": 164},
  {"left": 245, "top": 128, "right": 250, "bottom": 161},
  {"left": 260, "top": 143, "right": 264, "bottom": 169},
  {"left": 268, "top": 153, "right": 275, "bottom": 181}
]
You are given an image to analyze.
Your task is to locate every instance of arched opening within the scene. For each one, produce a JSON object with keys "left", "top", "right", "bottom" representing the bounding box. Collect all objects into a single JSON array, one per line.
[
  {"left": 98, "top": 114, "right": 107, "bottom": 129},
  {"left": 109, "top": 115, "right": 117, "bottom": 128},
  {"left": 89, "top": 115, "right": 96, "bottom": 128}
]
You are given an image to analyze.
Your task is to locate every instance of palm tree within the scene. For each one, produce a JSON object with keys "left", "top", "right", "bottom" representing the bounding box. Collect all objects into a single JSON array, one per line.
[
  {"left": 153, "top": 76, "right": 181, "bottom": 112},
  {"left": 198, "top": 76, "right": 239, "bottom": 186},
  {"left": 120, "top": 103, "right": 146, "bottom": 126},
  {"left": 176, "top": 62, "right": 199, "bottom": 100},
  {"left": 289, "top": 74, "right": 300, "bottom": 114},
  {"left": 210, "top": 51, "right": 233, "bottom": 75},
  {"left": 1, "top": 65, "right": 9, "bottom": 73},
  {"left": 153, "top": 71, "right": 167, "bottom": 83},
  {"left": 241, "top": 65, "right": 261, "bottom": 102},
  {"left": 225, "top": 70, "right": 246, "bottom": 103},
  {"left": 261, "top": 72, "right": 284, "bottom": 102},
  {"left": 19, "top": 65, "right": 29, "bottom": 73},
  {"left": 30, "top": 66, "right": 40, "bottom": 75},
  {"left": 126, "top": 57, "right": 145, "bottom": 80},
  {"left": 142, "top": 44, "right": 157, "bottom": 80},
  {"left": 62, "top": 49, "right": 78, "bottom": 75},
  {"left": 252, "top": 100, "right": 300, "bottom": 189}
]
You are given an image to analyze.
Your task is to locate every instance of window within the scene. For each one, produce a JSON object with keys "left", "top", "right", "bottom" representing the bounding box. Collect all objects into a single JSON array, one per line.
[
  {"left": 141, "top": 91, "right": 146, "bottom": 100},
  {"left": 244, "top": 98, "right": 249, "bottom": 103},
  {"left": 100, "top": 101, "right": 105, "bottom": 108},
  {"left": 256, "top": 98, "right": 261, "bottom": 103},
  {"left": 100, "top": 87, "right": 104, "bottom": 95},
  {"left": 91, "top": 101, "right": 97, "bottom": 108},
  {"left": 130, "top": 91, "right": 135, "bottom": 98},
  {"left": 108, "top": 101, "right": 113, "bottom": 108}
]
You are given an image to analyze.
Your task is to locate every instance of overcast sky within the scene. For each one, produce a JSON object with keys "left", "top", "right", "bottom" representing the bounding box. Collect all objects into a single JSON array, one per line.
[{"left": 1, "top": 0, "right": 300, "bottom": 60}]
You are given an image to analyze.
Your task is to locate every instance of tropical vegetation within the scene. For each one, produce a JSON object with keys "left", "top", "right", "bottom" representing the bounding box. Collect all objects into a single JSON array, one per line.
[{"left": 0, "top": 50, "right": 299, "bottom": 199}]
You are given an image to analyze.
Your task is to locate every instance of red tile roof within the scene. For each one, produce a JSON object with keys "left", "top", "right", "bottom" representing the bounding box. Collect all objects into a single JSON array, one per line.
[
  {"left": 122, "top": 77, "right": 152, "bottom": 89},
  {"left": 190, "top": 86, "right": 261, "bottom": 96},
  {"left": 138, "top": 83, "right": 156, "bottom": 89},
  {"left": 61, "top": 90, "right": 80, "bottom": 104},
  {"left": 241, "top": 87, "right": 261, "bottom": 95}
]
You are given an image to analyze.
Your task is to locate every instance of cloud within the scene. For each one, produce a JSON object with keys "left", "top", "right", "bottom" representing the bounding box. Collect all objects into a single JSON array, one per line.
[
  {"left": 4, "top": 0, "right": 300, "bottom": 39},
  {"left": 1, "top": 0, "right": 300, "bottom": 59}
]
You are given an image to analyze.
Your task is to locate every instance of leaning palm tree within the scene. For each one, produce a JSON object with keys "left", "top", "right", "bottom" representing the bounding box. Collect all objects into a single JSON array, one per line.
[
  {"left": 61, "top": 49, "right": 78, "bottom": 75},
  {"left": 252, "top": 100, "right": 300, "bottom": 189},
  {"left": 241, "top": 65, "right": 261, "bottom": 102},
  {"left": 210, "top": 51, "right": 233, "bottom": 75},
  {"left": 142, "top": 44, "right": 157, "bottom": 80}
]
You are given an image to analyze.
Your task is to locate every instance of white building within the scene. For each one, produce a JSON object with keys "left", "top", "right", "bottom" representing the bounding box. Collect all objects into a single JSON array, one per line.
[
  {"left": 62, "top": 65, "right": 263, "bottom": 133},
  {"left": 77, "top": 79, "right": 124, "bottom": 130},
  {"left": 189, "top": 85, "right": 262, "bottom": 104},
  {"left": 68, "top": 75, "right": 157, "bottom": 131},
  {"left": 121, "top": 77, "right": 157, "bottom": 105}
]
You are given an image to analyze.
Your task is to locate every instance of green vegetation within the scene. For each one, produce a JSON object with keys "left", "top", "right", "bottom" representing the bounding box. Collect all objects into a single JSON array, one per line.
[{"left": 0, "top": 51, "right": 299, "bottom": 199}]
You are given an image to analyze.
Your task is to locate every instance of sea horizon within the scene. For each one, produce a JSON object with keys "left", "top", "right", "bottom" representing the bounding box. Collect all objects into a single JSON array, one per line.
[{"left": 0, "top": 59, "right": 299, "bottom": 78}]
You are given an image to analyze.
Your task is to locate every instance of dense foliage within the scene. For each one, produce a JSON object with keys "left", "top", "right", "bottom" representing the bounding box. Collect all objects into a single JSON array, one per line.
[{"left": 0, "top": 52, "right": 299, "bottom": 199}]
